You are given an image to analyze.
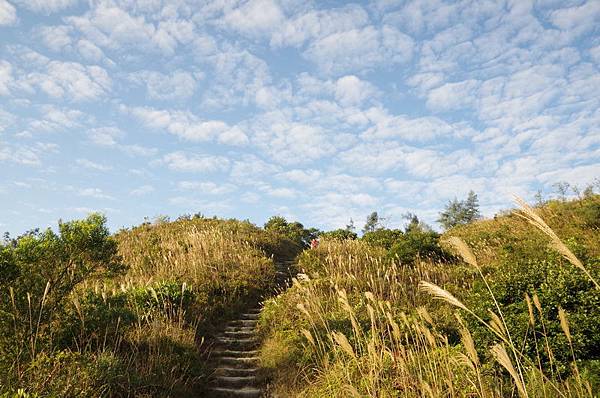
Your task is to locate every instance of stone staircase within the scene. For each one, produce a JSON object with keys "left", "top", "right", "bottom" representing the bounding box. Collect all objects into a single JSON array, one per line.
[{"left": 205, "top": 260, "right": 294, "bottom": 397}]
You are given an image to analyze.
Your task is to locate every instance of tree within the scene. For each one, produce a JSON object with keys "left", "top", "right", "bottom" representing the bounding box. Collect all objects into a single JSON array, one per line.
[
  {"left": 362, "top": 212, "right": 381, "bottom": 234},
  {"left": 362, "top": 229, "right": 403, "bottom": 249},
  {"left": 320, "top": 229, "right": 358, "bottom": 241},
  {"left": 264, "top": 216, "right": 318, "bottom": 248},
  {"left": 345, "top": 218, "right": 355, "bottom": 232},
  {"left": 437, "top": 190, "right": 482, "bottom": 230},
  {"left": 402, "top": 212, "right": 432, "bottom": 233}
]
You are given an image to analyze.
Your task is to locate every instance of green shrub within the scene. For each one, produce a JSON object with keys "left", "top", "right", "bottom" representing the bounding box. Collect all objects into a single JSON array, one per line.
[
  {"left": 466, "top": 254, "right": 600, "bottom": 375},
  {"left": 55, "top": 290, "right": 136, "bottom": 352},
  {"left": 319, "top": 229, "right": 358, "bottom": 241},
  {"left": 264, "top": 216, "right": 317, "bottom": 248},
  {"left": 0, "top": 214, "right": 125, "bottom": 382},
  {"left": 361, "top": 229, "right": 403, "bottom": 249},
  {"left": 388, "top": 230, "right": 451, "bottom": 266}
]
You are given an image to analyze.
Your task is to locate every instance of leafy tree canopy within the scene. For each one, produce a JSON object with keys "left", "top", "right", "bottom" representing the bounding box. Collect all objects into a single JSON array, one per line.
[
  {"left": 437, "top": 190, "right": 481, "bottom": 230},
  {"left": 362, "top": 211, "right": 382, "bottom": 234},
  {"left": 264, "top": 216, "right": 318, "bottom": 248}
]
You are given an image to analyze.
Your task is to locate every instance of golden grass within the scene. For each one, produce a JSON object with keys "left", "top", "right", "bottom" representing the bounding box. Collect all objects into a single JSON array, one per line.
[{"left": 259, "top": 218, "right": 596, "bottom": 397}]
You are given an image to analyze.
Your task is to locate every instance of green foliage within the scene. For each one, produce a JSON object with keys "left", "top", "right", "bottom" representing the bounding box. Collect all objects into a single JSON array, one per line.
[
  {"left": 0, "top": 214, "right": 125, "bottom": 368},
  {"left": 362, "top": 211, "right": 381, "bottom": 234},
  {"left": 446, "top": 194, "right": 600, "bottom": 379},
  {"left": 467, "top": 255, "right": 600, "bottom": 375},
  {"left": 319, "top": 228, "right": 358, "bottom": 241},
  {"left": 359, "top": 222, "right": 450, "bottom": 266},
  {"left": 55, "top": 290, "right": 136, "bottom": 352},
  {"left": 438, "top": 190, "right": 482, "bottom": 230},
  {"left": 388, "top": 229, "right": 450, "bottom": 266},
  {"left": 264, "top": 216, "right": 318, "bottom": 248},
  {"left": 361, "top": 228, "right": 403, "bottom": 249},
  {"left": 1, "top": 214, "right": 297, "bottom": 396}
]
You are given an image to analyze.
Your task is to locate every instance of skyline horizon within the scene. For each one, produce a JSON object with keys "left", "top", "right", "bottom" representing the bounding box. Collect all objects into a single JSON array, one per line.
[{"left": 1, "top": 0, "right": 599, "bottom": 236}]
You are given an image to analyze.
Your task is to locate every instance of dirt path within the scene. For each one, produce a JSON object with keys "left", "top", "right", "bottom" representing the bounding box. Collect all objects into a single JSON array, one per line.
[{"left": 204, "top": 260, "right": 295, "bottom": 397}]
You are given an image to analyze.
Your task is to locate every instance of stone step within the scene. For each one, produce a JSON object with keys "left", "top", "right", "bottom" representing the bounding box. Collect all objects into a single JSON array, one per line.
[
  {"left": 240, "top": 313, "right": 260, "bottom": 320},
  {"left": 209, "top": 386, "right": 262, "bottom": 398},
  {"left": 219, "top": 356, "right": 260, "bottom": 366},
  {"left": 214, "top": 375, "right": 258, "bottom": 388},
  {"left": 213, "top": 367, "right": 259, "bottom": 377},
  {"left": 213, "top": 349, "right": 259, "bottom": 358},
  {"left": 223, "top": 330, "right": 255, "bottom": 337},
  {"left": 215, "top": 337, "right": 259, "bottom": 349},
  {"left": 228, "top": 319, "right": 258, "bottom": 327},
  {"left": 207, "top": 262, "right": 296, "bottom": 397},
  {"left": 225, "top": 326, "right": 255, "bottom": 332}
]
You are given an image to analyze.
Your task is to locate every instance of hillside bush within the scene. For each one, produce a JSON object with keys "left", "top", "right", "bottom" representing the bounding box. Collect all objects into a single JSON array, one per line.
[
  {"left": 1, "top": 214, "right": 297, "bottom": 396},
  {"left": 257, "top": 196, "right": 600, "bottom": 397},
  {"left": 319, "top": 229, "right": 357, "bottom": 241}
]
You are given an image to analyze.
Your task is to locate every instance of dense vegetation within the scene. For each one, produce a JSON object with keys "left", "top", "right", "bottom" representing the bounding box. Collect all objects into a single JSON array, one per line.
[
  {"left": 1, "top": 189, "right": 598, "bottom": 397},
  {"left": 257, "top": 194, "right": 600, "bottom": 397},
  {"left": 0, "top": 215, "right": 297, "bottom": 397}
]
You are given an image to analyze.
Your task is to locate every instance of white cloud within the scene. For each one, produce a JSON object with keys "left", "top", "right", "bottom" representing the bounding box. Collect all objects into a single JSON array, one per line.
[
  {"left": 200, "top": 45, "right": 271, "bottom": 108},
  {"left": 0, "top": 109, "right": 15, "bottom": 132},
  {"left": 382, "top": 0, "right": 463, "bottom": 36},
  {"left": 15, "top": 0, "right": 77, "bottom": 14},
  {"left": 39, "top": 25, "right": 73, "bottom": 52},
  {"left": 277, "top": 169, "right": 321, "bottom": 185},
  {"left": 0, "top": 141, "right": 58, "bottom": 166},
  {"left": 178, "top": 181, "right": 236, "bottom": 195},
  {"left": 222, "top": 0, "right": 284, "bottom": 38},
  {"left": 334, "top": 75, "right": 376, "bottom": 106},
  {"left": 161, "top": 151, "right": 229, "bottom": 173},
  {"left": 537, "top": 163, "right": 600, "bottom": 188},
  {"left": 0, "top": 0, "right": 17, "bottom": 26},
  {"left": 77, "top": 187, "right": 113, "bottom": 199},
  {"left": 250, "top": 116, "right": 337, "bottom": 164},
  {"left": 76, "top": 158, "right": 112, "bottom": 171},
  {"left": 120, "top": 144, "right": 158, "bottom": 157},
  {"left": 168, "top": 196, "right": 232, "bottom": 213},
  {"left": 66, "top": 3, "right": 194, "bottom": 55},
  {"left": 337, "top": 141, "right": 405, "bottom": 174},
  {"left": 426, "top": 79, "right": 479, "bottom": 111},
  {"left": 28, "top": 105, "right": 85, "bottom": 132},
  {"left": 129, "top": 185, "right": 154, "bottom": 196},
  {"left": 270, "top": 4, "right": 369, "bottom": 47},
  {"left": 76, "top": 39, "right": 107, "bottom": 63},
  {"left": 22, "top": 60, "right": 111, "bottom": 101},
  {"left": 0, "top": 145, "right": 40, "bottom": 165},
  {"left": 264, "top": 186, "right": 297, "bottom": 199},
  {"left": 125, "top": 105, "right": 248, "bottom": 145},
  {"left": 304, "top": 25, "right": 414, "bottom": 74},
  {"left": 131, "top": 70, "right": 197, "bottom": 100},
  {"left": 88, "top": 127, "right": 123, "bottom": 146},
  {"left": 230, "top": 154, "right": 280, "bottom": 181},
  {"left": 549, "top": 1, "right": 600, "bottom": 37},
  {"left": 86, "top": 127, "right": 157, "bottom": 157},
  {"left": 0, "top": 60, "right": 13, "bottom": 95},
  {"left": 361, "top": 107, "right": 474, "bottom": 142}
]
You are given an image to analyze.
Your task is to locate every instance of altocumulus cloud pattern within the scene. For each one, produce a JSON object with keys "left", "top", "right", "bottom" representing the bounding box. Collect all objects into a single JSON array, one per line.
[{"left": 0, "top": 0, "right": 599, "bottom": 234}]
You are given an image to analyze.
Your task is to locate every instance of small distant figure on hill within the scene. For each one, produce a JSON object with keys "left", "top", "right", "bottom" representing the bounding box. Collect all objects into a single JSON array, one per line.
[{"left": 310, "top": 238, "right": 319, "bottom": 249}]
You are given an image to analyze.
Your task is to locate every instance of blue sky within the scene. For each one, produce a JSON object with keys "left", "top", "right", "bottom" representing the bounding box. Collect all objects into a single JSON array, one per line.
[{"left": 1, "top": 0, "right": 599, "bottom": 235}]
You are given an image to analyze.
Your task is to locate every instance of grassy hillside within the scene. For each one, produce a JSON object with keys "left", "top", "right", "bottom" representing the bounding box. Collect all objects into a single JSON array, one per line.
[
  {"left": 0, "top": 215, "right": 298, "bottom": 397},
  {"left": 257, "top": 195, "right": 600, "bottom": 397}
]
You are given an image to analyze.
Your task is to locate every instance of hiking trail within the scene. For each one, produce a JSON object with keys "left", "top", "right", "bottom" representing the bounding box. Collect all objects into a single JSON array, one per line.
[{"left": 205, "top": 260, "right": 295, "bottom": 397}]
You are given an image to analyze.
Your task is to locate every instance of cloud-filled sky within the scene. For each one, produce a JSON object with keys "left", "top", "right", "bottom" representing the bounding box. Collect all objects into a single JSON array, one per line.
[{"left": 1, "top": 0, "right": 599, "bottom": 235}]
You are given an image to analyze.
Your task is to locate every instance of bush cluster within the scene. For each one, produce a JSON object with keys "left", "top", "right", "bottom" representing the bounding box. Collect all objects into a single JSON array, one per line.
[{"left": 1, "top": 214, "right": 294, "bottom": 396}]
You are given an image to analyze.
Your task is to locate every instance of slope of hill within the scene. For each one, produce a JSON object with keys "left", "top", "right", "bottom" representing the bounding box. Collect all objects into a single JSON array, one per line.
[
  {"left": 0, "top": 215, "right": 299, "bottom": 397},
  {"left": 256, "top": 195, "right": 600, "bottom": 397}
]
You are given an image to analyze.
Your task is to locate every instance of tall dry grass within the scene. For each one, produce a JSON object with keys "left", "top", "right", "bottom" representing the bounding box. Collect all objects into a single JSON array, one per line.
[
  {"left": 259, "top": 209, "right": 597, "bottom": 397},
  {"left": 1, "top": 216, "right": 293, "bottom": 396}
]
